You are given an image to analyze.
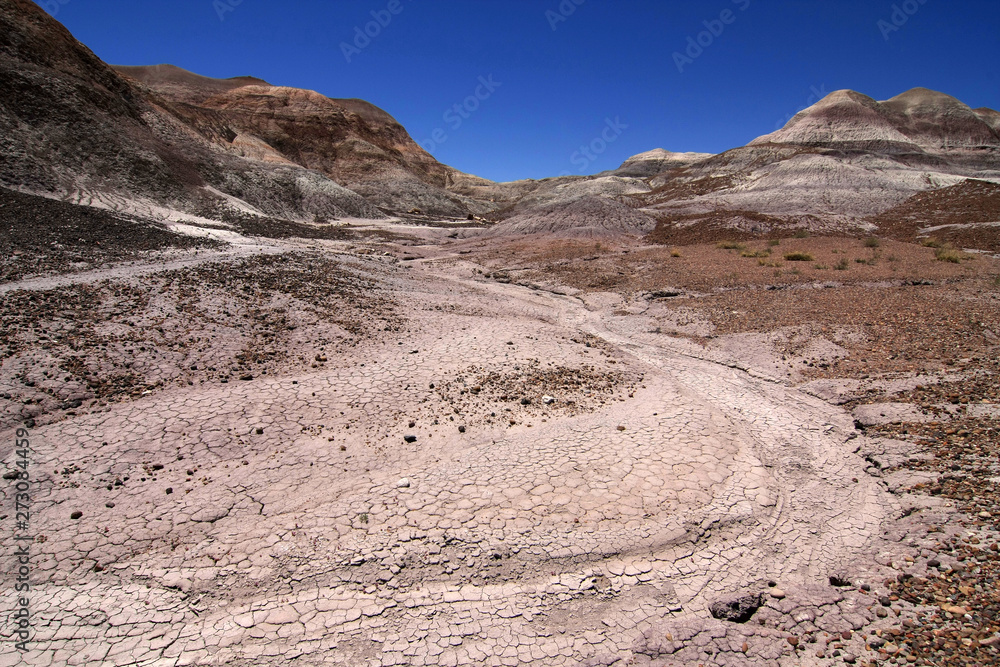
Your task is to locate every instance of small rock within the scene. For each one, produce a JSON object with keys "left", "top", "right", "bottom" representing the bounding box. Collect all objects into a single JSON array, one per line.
[
  {"left": 879, "top": 596, "right": 892, "bottom": 607},
  {"left": 396, "top": 478, "right": 411, "bottom": 488},
  {"left": 769, "top": 588, "right": 786, "bottom": 599},
  {"left": 829, "top": 574, "right": 852, "bottom": 587},
  {"left": 709, "top": 593, "right": 764, "bottom": 623},
  {"left": 403, "top": 435, "right": 417, "bottom": 444},
  {"left": 520, "top": 397, "right": 531, "bottom": 405},
  {"left": 843, "top": 653, "right": 857, "bottom": 664},
  {"left": 70, "top": 511, "right": 82, "bottom": 520},
  {"left": 458, "top": 425, "right": 466, "bottom": 433},
  {"left": 255, "top": 427, "right": 264, "bottom": 435},
  {"left": 239, "top": 374, "right": 253, "bottom": 381},
  {"left": 542, "top": 395, "right": 555, "bottom": 405},
  {"left": 787, "top": 636, "right": 799, "bottom": 647}
]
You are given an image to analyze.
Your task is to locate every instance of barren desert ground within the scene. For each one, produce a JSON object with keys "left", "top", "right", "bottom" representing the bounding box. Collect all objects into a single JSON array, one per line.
[{"left": 3, "top": 214, "right": 999, "bottom": 667}]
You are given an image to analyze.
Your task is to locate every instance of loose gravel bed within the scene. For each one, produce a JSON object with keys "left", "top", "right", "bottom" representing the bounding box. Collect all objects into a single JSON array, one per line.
[
  {"left": 0, "top": 252, "right": 400, "bottom": 429},
  {"left": 0, "top": 187, "right": 220, "bottom": 283}
]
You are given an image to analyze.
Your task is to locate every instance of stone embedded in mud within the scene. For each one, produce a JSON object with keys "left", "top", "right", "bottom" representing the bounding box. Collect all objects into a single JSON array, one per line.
[
  {"left": 403, "top": 435, "right": 417, "bottom": 443},
  {"left": 829, "top": 574, "right": 852, "bottom": 587},
  {"left": 709, "top": 593, "right": 765, "bottom": 623}
]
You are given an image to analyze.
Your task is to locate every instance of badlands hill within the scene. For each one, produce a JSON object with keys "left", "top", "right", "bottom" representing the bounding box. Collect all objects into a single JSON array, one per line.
[
  {"left": 628, "top": 88, "right": 1000, "bottom": 240},
  {"left": 0, "top": 0, "right": 494, "bottom": 220},
  {"left": 113, "top": 64, "right": 499, "bottom": 217}
]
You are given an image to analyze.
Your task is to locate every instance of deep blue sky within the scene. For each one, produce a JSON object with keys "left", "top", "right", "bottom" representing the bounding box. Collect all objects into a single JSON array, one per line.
[{"left": 44, "top": 0, "right": 1000, "bottom": 182}]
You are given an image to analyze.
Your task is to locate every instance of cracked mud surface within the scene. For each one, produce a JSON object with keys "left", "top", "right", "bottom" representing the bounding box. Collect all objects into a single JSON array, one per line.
[{"left": 2, "top": 230, "right": 999, "bottom": 666}]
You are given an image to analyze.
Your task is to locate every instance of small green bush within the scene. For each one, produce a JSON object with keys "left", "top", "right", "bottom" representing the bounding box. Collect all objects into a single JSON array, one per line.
[
  {"left": 834, "top": 258, "right": 849, "bottom": 270},
  {"left": 863, "top": 237, "right": 881, "bottom": 248},
  {"left": 784, "top": 252, "right": 814, "bottom": 261},
  {"left": 793, "top": 229, "right": 810, "bottom": 238},
  {"left": 717, "top": 241, "right": 746, "bottom": 250}
]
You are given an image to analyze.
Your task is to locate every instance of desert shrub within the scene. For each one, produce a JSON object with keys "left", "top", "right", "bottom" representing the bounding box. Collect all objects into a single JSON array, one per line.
[
  {"left": 793, "top": 229, "right": 810, "bottom": 238},
  {"left": 863, "top": 237, "right": 881, "bottom": 248},
  {"left": 670, "top": 248, "right": 682, "bottom": 258},
  {"left": 784, "top": 252, "right": 813, "bottom": 261},
  {"left": 768, "top": 239, "right": 781, "bottom": 247},
  {"left": 922, "top": 237, "right": 942, "bottom": 248},
  {"left": 717, "top": 241, "right": 746, "bottom": 250},
  {"left": 814, "top": 264, "right": 828, "bottom": 270},
  {"left": 934, "top": 244, "right": 963, "bottom": 263},
  {"left": 834, "top": 258, "right": 849, "bottom": 270},
  {"left": 740, "top": 248, "right": 770, "bottom": 258}
]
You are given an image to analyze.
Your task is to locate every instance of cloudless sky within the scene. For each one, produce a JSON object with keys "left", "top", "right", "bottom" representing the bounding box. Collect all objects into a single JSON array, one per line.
[{"left": 44, "top": 0, "right": 1000, "bottom": 182}]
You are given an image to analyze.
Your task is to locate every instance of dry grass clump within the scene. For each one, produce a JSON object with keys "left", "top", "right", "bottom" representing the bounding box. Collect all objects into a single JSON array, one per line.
[
  {"left": 717, "top": 241, "right": 746, "bottom": 250},
  {"left": 934, "top": 243, "right": 964, "bottom": 263},
  {"left": 784, "top": 252, "right": 814, "bottom": 261}
]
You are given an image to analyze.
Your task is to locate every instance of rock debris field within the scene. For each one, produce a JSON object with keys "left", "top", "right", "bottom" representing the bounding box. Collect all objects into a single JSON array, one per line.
[{"left": 2, "top": 224, "right": 999, "bottom": 666}]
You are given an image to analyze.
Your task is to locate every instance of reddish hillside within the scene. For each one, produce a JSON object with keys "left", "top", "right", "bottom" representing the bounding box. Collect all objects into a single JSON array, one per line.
[{"left": 870, "top": 179, "right": 1000, "bottom": 251}]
